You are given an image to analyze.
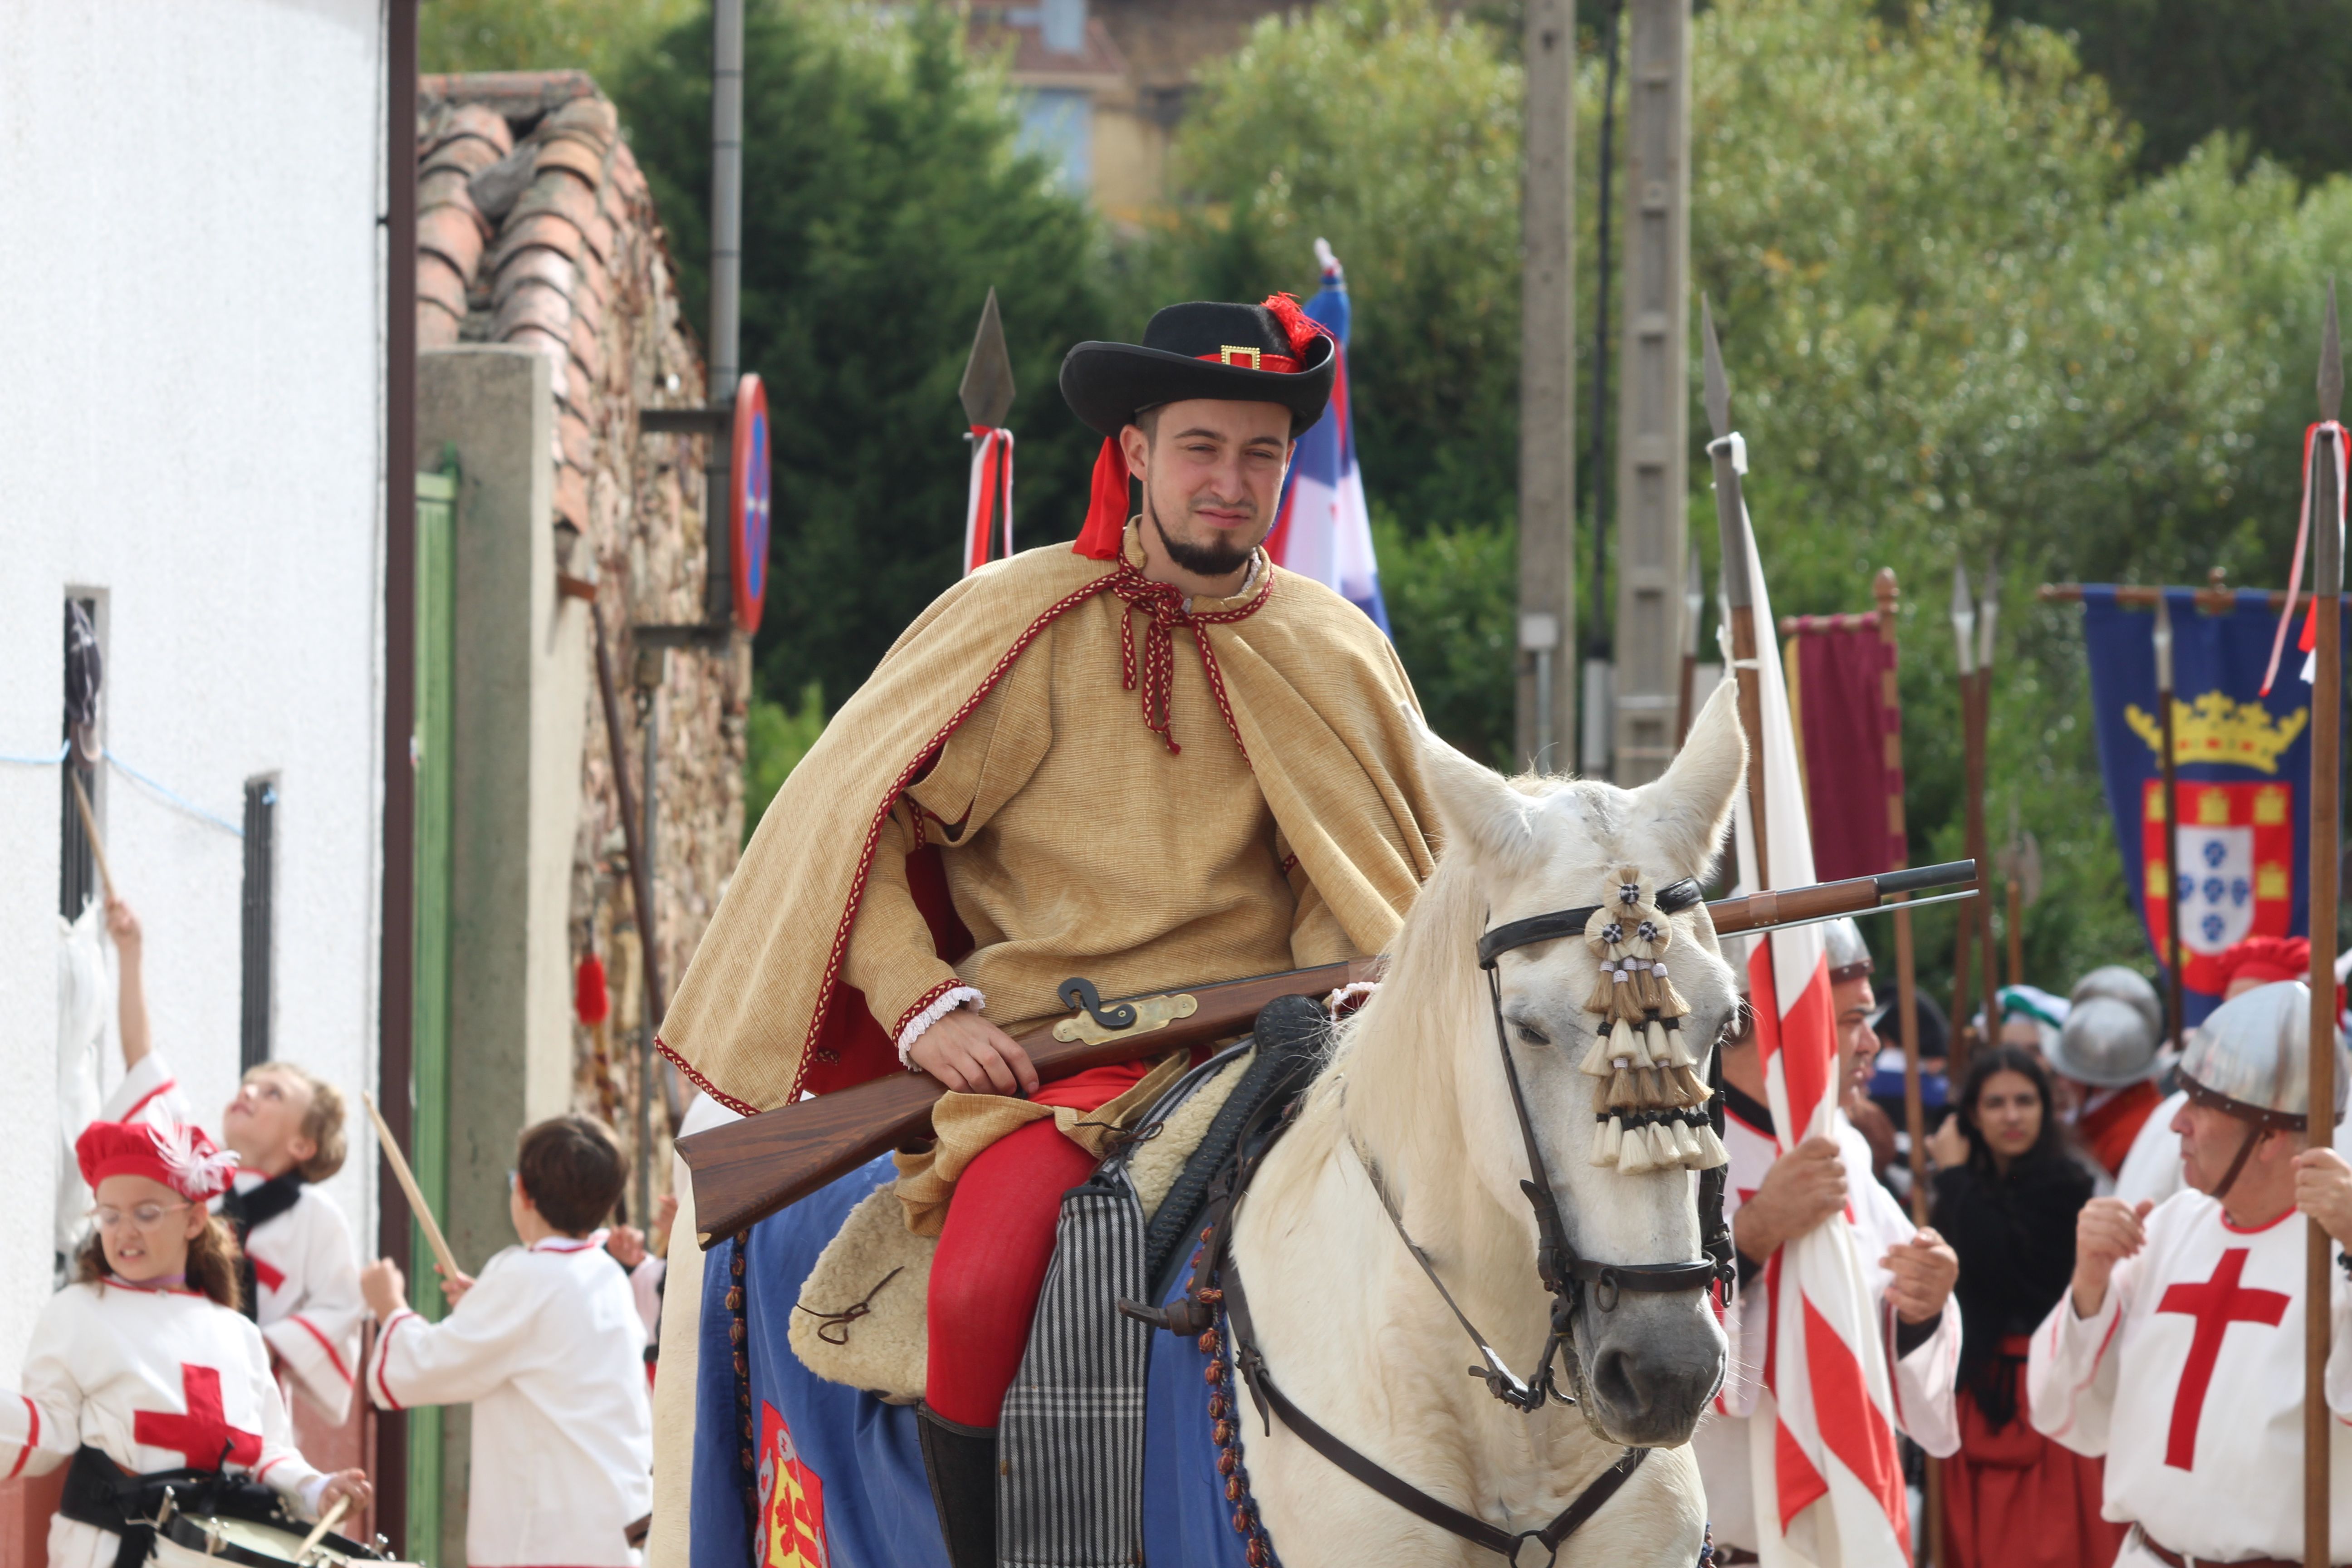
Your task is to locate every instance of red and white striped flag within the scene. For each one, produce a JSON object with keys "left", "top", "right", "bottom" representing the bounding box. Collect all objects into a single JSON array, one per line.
[
  {"left": 962, "top": 426, "right": 1014, "bottom": 576},
  {"left": 1727, "top": 513, "right": 1913, "bottom": 1566}
]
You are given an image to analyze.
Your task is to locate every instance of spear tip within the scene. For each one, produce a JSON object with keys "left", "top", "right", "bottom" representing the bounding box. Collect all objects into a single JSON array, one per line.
[
  {"left": 2323, "top": 279, "right": 2343, "bottom": 422},
  {"left": 959, "top": 286, "right": 1016, "bottom": 430},
  {"left": 1700, "top": 294, "right": 1731, "bottom": 440}
]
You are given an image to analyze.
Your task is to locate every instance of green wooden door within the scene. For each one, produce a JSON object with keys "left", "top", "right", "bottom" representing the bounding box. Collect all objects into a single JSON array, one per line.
[{"left": 409, "top": 458, "right": 457, "bottom": 1559}]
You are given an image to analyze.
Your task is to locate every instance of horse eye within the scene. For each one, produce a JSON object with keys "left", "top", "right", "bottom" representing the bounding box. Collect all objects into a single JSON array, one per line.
[{"left": 1514, "top": 1022, "right": 1551, "bottom": 1047}]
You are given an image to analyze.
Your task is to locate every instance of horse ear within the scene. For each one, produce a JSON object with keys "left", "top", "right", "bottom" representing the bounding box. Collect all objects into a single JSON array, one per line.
[
  {"left": 1404, "top": 704, "right": 1536, "bottom": 867},
  {"left": 1634, "top": 680, "right": 1748, "bottom": 879}
]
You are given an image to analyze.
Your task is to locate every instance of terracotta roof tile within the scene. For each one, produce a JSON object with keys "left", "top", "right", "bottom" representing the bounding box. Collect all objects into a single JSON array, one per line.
[
  {"left": 558, "top": 409, "right": 594, "bottom": 471},
  {"left": 535, "top": 136, "right": 608, "bottom": 188},
  {"left": 493, "top": 245, "right": 577, "bottom": 306},
  {"left": 418, "top": 203, "right": 488, "bottom": 284},
  {"left": 489, "top": 211, "right": 584, "bottom": 270},
  {"left": 568, "top": 311, "right": 604, "bottom": 386},
  {"left": 554, "top": 464, "right": 591, "bottom": 531},
  {"left": 543, "top": 96, "right": 618, "bottom": 149},
  {"left": 492, "top": 278, "right": 572, "bottom": 343},
  {"left": 419, "top": 70, "right": 597, "bottom": 124}
]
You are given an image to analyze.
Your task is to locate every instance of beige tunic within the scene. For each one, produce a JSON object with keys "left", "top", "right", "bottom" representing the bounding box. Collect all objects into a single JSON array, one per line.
[{"left": 843, "top": 540, "right": 1355, "bottom": 1044}]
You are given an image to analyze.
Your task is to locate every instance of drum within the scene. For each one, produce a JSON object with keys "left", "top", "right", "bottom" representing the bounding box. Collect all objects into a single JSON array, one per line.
[{"left": 151, "top": 1509, "right": 411, "bottom": 1568}]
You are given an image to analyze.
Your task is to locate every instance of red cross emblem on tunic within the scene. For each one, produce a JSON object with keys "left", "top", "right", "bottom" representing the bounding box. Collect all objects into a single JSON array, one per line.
[
  {"left": 133, "top": 1365, "right": 263, "bottom": 1471},
  {"left": 2156, "top": 1246, "right": 2289, "bottom": 1469}
]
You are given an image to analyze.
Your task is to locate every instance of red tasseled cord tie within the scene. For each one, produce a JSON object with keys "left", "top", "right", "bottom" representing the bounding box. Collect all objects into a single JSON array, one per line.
[
  {"left": 1073, "top": 437, "right": 1132, "bottom": 560},
  {"left": 575, "top": 951, "right": 610, "bottom": 1025}
]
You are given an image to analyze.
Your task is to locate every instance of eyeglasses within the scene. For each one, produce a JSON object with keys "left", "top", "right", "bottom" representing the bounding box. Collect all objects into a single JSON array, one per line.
[{"left": 89, "top": 1201, "right": 191, "bottom": 1230}]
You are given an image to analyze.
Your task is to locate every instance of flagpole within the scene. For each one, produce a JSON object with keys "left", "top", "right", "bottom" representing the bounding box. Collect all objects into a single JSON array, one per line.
[
  {"left": 2154, "top": 592, "right": 2188, "bottom": 1061},
  {"left": 1702, "top": 298, "right": 1770, "bottom": 880},
  {"left": 1972, "top": 566, "right": 2002, "bottom": 1046},
  {"left": 1877, "top": 565, "right": 1941, "bottom": 1566},
  {"left": 2304, "top": 282, "right": 2342, "bottom": 1568},
  {"left": 1949, "top": 568, "right": 1981, "bottom": 1082}
]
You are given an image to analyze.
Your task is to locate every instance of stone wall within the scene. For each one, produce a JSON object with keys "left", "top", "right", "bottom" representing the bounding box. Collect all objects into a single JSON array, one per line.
[{"left": 418, "top": 72, "right": 747, "bottom": 1216}]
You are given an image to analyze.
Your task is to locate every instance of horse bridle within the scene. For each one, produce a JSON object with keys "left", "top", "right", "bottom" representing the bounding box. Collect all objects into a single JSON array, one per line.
[{"left": 1444, "top": 873, "right": 1738, "bottom": 1413}]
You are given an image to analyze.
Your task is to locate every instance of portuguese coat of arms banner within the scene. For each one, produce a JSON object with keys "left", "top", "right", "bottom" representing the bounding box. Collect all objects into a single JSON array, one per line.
[{"left": 2081, "top": 586, "right": 2339, "bottom": 1026}]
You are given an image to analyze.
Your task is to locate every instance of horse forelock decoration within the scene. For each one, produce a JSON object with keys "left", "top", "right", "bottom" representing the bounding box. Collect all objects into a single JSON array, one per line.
[{"left": 1225, "top": 681, "right": 1749, "bottom": 1565}]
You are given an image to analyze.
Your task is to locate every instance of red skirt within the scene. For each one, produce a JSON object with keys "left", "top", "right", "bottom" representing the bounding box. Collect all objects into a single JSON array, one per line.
[{"left": 1941, "top": 1338, "right": 2128, "bottom": 1568}]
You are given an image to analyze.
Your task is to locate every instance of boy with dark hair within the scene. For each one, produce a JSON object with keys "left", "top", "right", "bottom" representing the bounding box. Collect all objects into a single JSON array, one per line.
[
  {"left": 359, "top": 1115, "right": 652, "bottom": 1568},
  {"left": 95, "top": 897, "right": 367, "bottom": 1422}
]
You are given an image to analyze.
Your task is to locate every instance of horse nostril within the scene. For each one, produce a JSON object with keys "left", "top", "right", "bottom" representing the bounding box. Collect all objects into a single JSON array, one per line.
[{"left": 1592, "top": 1347, "right": 1648, "bottom": 1418}]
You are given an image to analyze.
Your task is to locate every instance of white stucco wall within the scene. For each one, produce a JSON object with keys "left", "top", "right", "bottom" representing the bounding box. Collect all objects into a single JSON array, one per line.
[{"left": 0, "top": 1, "right": 385, "bottom": 1370}]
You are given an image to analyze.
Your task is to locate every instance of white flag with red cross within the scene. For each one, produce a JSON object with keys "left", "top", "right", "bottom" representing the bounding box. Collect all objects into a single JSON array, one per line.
[{"left": 1726, "top": 512, "right": 1913, "bottom": 1566}]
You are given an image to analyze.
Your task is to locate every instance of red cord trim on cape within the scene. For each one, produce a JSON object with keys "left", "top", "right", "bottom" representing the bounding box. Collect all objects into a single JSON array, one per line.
[
  {"left": 785, "top": 571, "right": 1140, "bottom": 1101},
  {"left": 658, "top": 1039, "right": 759, "bottom": 1119},
  {"left": 1103, "top": 563, "right": 1273, "bottom": 760},
  {"left": 891, "top": 977, "right": 971, "bottom": 1044}
]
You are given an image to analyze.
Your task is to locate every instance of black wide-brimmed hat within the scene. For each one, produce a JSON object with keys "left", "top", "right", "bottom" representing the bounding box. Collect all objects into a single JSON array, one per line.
[{"left": 1060, "top": 298, "right": 1337, "bottom": 439}]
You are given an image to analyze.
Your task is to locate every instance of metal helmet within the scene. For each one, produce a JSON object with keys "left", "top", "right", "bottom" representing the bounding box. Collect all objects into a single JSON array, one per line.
[
  {"left": 2048, "top": 995, "right": 2162, "bottom": 1087},
  {"left": 2178, "top": 980, "right": 2350, "bottom": 1129},
  {"left": 1823, "top": 917, "right": 1873, "bottom": 985},
  {"left": 2068, "top": 965, "right": 2163, "bottom": 1042}
]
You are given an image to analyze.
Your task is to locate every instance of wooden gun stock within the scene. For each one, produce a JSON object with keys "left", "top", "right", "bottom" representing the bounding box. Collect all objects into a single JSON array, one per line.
[{"left": 678, "top": 859, "right": 1974, "bottom": 1245}]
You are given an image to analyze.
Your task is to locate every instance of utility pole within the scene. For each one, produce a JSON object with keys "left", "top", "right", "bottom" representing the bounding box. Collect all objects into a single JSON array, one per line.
[
  {"left": 1516, "top": 0, "right": 1577, "bottom": 773},
  {"left": 1608, "top": 0, "right": 1692, "bottom": 784}
]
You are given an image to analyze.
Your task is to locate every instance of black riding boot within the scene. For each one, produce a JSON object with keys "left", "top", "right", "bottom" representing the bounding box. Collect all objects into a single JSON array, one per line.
[{"left": 916, "top": 1404, "right": 998, "bottom": 1568}]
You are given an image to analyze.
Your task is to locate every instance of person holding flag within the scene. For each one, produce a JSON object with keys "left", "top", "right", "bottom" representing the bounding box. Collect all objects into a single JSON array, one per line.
[
  {"left": 1262, "top": 240, "right": 1389, "bottom": 631},
  {"left": 1691, "top": 303, "right": 1959, "bottom": 1565}
]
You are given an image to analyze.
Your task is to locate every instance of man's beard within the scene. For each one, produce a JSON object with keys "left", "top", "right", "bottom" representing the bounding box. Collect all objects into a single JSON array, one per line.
[{"left": 1148, "top": 493, "right": 1258, "bottom": 579}]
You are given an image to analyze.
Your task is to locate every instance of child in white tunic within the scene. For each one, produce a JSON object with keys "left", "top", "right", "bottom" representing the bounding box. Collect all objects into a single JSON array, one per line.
[
  {"left": 1, "top": 1119, "right": 368, "bottom": 1568},
  {"left": 97, "top": 899, "right": 367, "bottom": 1422},
  {"left": 2028, "top": 981, "right": 2352, "bottom": 1565},
  {"left": 362, "top": 1114, "right": 652, "bottom": 1568}
]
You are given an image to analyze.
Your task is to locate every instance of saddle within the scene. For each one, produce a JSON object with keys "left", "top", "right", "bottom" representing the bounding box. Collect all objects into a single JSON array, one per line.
[{"left": 785, "top": 995, "right": 1333, "bottom": 1401}]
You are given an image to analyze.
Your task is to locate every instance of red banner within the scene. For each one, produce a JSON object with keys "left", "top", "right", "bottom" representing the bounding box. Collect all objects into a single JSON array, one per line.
[{"left": 1784, "top": 614, "right": 1905, "bottom": 883}]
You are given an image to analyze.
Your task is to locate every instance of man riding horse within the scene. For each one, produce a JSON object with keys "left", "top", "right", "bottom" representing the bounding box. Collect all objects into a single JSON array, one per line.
[{"left": 658, "top": 295, "right": 1441, "bottom": 1564}]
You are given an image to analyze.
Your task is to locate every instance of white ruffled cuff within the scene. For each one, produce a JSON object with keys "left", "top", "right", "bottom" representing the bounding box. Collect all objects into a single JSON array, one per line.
[{"left": 897, "top": 986, "right": 986, "bottom": 1068}]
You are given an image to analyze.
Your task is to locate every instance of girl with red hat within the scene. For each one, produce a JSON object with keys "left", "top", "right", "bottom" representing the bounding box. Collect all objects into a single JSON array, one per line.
[{"left": 0, "top": 1118, "right": 368, "bottom": 1567}]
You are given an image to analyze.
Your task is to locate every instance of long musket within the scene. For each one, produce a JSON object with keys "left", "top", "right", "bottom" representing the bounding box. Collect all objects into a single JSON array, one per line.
[
  {"left": 678, "top": 861, "right": 1979, "bottom": 1245},
  {"left": 2306, "top": 283, "right": 2343, "bottom": 1568}
]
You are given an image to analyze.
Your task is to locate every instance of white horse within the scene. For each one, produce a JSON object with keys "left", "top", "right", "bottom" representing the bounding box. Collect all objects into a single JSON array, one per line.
[{"left": 1227, "top": 682, "right": 1749, "bottom": 1566}]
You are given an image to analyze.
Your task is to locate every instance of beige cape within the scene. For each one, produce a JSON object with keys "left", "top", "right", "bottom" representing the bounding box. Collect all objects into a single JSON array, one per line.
[{"left": 658, "top": 541, "right": 1438, "bottom": 1114}]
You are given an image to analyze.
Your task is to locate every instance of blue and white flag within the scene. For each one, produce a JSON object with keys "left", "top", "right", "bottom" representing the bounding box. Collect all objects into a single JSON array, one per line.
[{"left": 1268, "top": 240, "right": 1390, "bottom": 634}]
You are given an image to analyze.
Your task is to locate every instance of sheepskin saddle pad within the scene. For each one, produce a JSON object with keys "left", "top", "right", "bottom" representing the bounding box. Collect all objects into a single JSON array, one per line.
[{"left": 786, "top": 994, "right": 1336, "bottom": 1402}]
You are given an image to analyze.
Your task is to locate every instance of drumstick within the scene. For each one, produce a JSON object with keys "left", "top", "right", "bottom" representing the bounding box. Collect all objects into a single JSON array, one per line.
[
  {"left": 69, "top": 771, "right": 117, "bottom": 902},
  {"left": 361, "top": 1092, "right": 460, "bottom": 1284},
  {"left": 293, "top": 1494, "right": 351, "bottom": 1563}
]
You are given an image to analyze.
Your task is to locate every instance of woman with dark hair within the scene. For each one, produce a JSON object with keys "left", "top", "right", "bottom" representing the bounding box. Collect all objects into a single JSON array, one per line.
[{"left": 1932, "top": 1046, "right": 2125, "bottom": 1568}]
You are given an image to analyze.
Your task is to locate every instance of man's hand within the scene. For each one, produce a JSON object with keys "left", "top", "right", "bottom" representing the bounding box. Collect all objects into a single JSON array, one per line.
[
  {"left": 359, "top": 1259, "right": 406, "bottom": 1319},
  {"left": 2295, "top": 1147, "right": 2352, "bottom": 1247},
  {"left": 315, "top": 1469, "right": 372, "bottom": 1518},
  {"left": 2071, "top": 1197, "right": 2154, "bottom": 1318},
  {"left": 105, "top": 897, "right": 142, "bottom": 956},
  {"left": 435, "top": 1263, "right": 475, "bottom": 1306},
  {"left": 1926, "top": 1114, "right": 1970, "bottom": 1171},
  {"left": 908, "top": 1005, "right": 1039, "bottom": 1096},
  {"left": 1733, "top": 1137, "right": 1848, "bottom": 1262},
  {"left": 1881, "top": 1227, "right": 1959, "bottom": 1325},
  {"left": 607, "top": 1225, "right": 648, "bottom": 1269}
]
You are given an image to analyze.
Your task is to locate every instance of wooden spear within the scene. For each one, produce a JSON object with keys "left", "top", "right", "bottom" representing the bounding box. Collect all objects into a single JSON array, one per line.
[
  {"left": 2305, "top": 281, "right": 2342, "bottom": 1568},
  {"left": 1702, "top": 297, "right": 1770, "bottom": 881},
  {"left": 1950, "top": 566, "right": 1982, "bottom": 1080},
  {"left": 1971, "top": 563, "right": 2002, "bottom": 1042},
  {"left": 2154, "top": 591, "right": 2188, "bottom": 1061},
  {"left": 1877, "top": 567, "right": 1943, "bottom": 1564}
]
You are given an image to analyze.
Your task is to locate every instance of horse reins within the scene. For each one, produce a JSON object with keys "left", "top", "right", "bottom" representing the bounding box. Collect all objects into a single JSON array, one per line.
[{"left": 1171, "top": 874, "right": 1736, "bottom": 1565}]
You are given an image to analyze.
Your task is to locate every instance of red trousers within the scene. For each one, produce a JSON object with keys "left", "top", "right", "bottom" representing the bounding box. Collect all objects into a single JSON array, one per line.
[{"left": 922, "top": 1062, "right": 1148, "bottom": 1427}]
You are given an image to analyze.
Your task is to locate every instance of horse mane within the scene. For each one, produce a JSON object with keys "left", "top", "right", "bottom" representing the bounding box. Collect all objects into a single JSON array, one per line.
[{"left": 1260, "top": 829, "right": 1507, "bottom": 1234}]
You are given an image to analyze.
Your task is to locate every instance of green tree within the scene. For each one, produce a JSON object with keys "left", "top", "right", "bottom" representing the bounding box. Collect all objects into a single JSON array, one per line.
[
  {"left": 616, "top": 1, "right": 1112, "bottom": 710},
  {"left": 1989, "top": 0, "right": 2352, "bottom": 184},
  {"left": 423, "top": 0, "right": 698, "bottom": 83}
]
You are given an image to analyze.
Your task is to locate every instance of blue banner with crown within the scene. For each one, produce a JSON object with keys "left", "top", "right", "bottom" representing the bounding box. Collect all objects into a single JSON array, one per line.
[{"left": 2082, "top": 587, "right": 2341, "bottom": 1026}]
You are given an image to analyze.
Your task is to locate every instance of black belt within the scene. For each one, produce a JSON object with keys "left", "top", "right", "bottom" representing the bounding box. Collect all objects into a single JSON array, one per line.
[{"left": 59, "top": 1445, "right": 278, "bottom": 1568}]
